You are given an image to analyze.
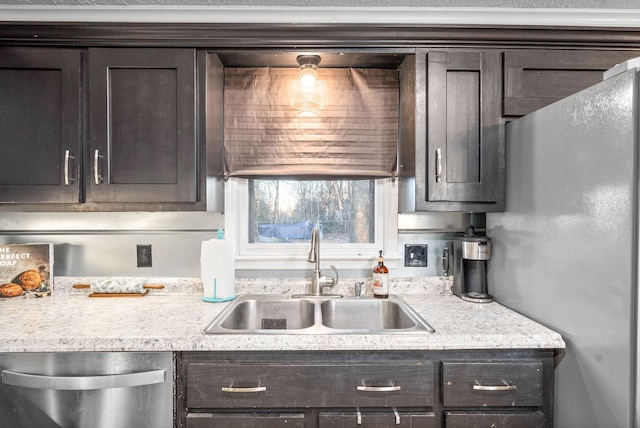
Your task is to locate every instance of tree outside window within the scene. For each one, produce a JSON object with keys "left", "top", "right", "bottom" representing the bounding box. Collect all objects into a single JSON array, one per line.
[{"left": 249, "top": 179, "right": 374, "bottom": 244}]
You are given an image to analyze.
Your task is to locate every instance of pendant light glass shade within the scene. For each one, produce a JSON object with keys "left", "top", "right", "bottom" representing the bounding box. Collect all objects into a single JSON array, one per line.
[{"left": 291, "top": 55, "right": 323, "bottom": 112}]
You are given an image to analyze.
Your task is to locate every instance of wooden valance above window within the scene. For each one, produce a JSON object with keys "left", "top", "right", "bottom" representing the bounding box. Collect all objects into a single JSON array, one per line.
[{"left": 224, "top": 67, "right": 399, "bottom": 179}]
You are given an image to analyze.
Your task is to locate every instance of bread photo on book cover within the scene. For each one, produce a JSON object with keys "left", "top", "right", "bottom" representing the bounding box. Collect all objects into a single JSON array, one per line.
[{"left": 0, "top": 244, "right": 53, "bottom": 298}]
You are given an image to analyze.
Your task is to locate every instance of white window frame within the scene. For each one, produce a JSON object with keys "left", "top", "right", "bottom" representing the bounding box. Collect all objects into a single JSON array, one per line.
[{"left": 225, "top": 177, "right": 398, "bottom": 270}]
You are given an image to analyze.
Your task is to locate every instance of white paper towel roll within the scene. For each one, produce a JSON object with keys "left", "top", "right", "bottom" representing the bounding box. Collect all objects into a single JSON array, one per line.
[{"left": 200, "top": 238, "right": 236, "bottom": 302}]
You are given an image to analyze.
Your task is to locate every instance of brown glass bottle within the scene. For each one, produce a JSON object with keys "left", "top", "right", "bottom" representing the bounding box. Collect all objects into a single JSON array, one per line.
[{"left": 372, "top": 250, "right": 389, "bottom": 298}]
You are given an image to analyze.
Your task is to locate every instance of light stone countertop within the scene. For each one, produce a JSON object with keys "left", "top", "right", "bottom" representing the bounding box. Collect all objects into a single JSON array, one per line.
[{"left": 0, "top": 276, "right": 565, "bottom": 353}]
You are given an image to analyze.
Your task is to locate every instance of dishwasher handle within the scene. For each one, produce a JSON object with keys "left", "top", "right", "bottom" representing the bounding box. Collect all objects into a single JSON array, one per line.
[{"left": 1, "top": 368, "right": 166, "bottom": 391}]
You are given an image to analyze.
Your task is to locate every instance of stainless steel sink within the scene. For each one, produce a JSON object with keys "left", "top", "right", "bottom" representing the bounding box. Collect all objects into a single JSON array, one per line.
[
  {"left": 203, "top": 294, "right": 435, "bottom": 334},
  {"left": 320, "top": 298, "right": 419, "bottom": 330},
  {"left": 219, "top": 299, "right": 315, "bottom": 331}
]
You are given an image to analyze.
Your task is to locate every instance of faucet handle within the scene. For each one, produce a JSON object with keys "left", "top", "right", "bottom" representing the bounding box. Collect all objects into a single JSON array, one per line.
[
  {"left": 318, "top": 264, "right": 339, "bottom": 290},
  {"left": 330, "top": 265, "right": 339, "bottom": 287}
]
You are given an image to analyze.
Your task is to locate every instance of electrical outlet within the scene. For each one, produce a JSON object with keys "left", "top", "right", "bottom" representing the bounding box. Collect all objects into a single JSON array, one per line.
[
  {"left": 404, "top": 244, "right": 428, "bottom": 267},
  {"left": 137, "top": 245, "right": 152, "bottom": 268}
]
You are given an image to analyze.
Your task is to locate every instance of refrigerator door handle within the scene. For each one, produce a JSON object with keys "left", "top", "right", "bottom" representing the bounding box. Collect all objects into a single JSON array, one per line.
[{"left": 1, "top": 368, "right": 166, "bottom": 391}]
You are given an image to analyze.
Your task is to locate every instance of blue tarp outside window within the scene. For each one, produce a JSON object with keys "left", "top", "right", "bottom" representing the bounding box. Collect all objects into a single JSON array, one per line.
[{"left": 257, "top": 221, "right": 318, "bottom": 242}]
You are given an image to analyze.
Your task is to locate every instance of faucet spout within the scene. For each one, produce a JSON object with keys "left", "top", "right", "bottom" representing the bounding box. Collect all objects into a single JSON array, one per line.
[
  {"left": 308, "top": 227, "right": 318, "bottom": 264},
  {"left": 305, "top": 226, "right": 339, "bottom": 296}
]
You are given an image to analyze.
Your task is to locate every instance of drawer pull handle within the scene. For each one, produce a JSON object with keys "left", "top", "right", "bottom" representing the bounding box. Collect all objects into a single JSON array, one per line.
[
  {"left": 221, "top": 386, "right": 266, "bottom": 393},
  {"left": 435, "top": 148, "right": 442, "bottom": 183},
  {"left": 473, "top": 381, "right": 517, "bottom": 392},
  {"left": 356, "top": 385, "right": 401, "bottom": 392}
]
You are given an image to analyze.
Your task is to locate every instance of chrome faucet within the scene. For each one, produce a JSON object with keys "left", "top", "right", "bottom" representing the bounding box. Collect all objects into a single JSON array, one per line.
[{"left": 305, "top": 226, "right": 339, "bottom": 297}]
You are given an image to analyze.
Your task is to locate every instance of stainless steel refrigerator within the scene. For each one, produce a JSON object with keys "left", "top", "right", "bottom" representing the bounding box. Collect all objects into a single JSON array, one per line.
[{"left": 487, "top": 62, "right": 640, "bottom": 428}]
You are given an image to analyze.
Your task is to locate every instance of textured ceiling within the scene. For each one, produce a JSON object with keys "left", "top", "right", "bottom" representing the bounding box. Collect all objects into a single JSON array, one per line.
[{"left": 0, "top": 0, "right": 637, "bottom": 7}]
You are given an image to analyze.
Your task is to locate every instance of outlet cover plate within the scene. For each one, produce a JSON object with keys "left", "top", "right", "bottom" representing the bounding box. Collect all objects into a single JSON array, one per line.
[{"left": 137, "top": 245, "right": 152, "bottom": 268}]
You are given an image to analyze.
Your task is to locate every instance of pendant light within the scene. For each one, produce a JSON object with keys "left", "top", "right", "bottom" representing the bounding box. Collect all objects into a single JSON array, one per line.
[{"left": 291, "top": 55, "right": 323, "bottom": 112}]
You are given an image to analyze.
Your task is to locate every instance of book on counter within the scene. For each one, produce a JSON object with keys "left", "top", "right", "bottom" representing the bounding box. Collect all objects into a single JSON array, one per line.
[{"left": 0, "top": 243, "right": 53, "bottom": 298}]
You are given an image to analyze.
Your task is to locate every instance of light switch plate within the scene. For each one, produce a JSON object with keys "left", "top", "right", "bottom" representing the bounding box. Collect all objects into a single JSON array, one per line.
[{"left": 404, "top": 244, "right": 428, "bottom": 267}]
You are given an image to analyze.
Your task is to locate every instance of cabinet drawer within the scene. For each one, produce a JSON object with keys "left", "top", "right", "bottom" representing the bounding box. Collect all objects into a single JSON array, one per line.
[
  {"left": 442, "top": 361, "right": 542, "bottom": 407},
  {"left": 320, "top": 411, "right": 436, "bottom": 428},
  {"left": 187, "top": 362, "right": 434, "bottom": 409},
  {"left": 186, "top": 412, "right": 305, "bottom": 428},
  {"left": 445, "top": 411, "right": 545, "bottom": 428}
]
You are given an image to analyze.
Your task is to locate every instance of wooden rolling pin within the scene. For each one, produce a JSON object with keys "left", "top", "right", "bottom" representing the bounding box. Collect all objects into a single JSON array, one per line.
[{"left": 73, "top": 279, "right": 164, "bottom": 297}]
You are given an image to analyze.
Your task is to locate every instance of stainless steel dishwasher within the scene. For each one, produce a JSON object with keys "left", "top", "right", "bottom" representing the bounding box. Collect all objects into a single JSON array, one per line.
[{"left": 0, "top": 351, "right": 173, "bottom": 428}]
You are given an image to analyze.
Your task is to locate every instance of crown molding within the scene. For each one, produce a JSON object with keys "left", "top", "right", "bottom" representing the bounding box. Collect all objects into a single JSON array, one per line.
[{"left": 0, "top": 6, "right": 639, "bottom": 28}]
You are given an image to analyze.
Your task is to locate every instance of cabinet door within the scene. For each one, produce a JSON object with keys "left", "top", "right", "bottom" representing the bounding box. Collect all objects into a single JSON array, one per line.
[
  {"left": 418, "top": 50, "right": 504, "bottom": 212},
  {"left": 87, "top": 48, "right": 197, "bottom": 204},
  {"left": 320, "top": 411, "right": 437, "bottom": 428},
  {"left": 504, "top": 49, "right": 640, "bottom": 117},
  {"left": 445, "top": 411, "right": 545, "bottom": 428},
  {"left": 0, "top": 48, "right": 82, "bottom": 204},
  {"left": 186, "top": 412, "right": 305, "bottom": 428}
]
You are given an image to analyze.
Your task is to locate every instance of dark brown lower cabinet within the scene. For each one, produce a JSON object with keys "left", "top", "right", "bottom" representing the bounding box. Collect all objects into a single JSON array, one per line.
[
  {"left": 185, "top": 362, "right": 433, "bottom": 409},
  {"left": 186, "top": 413, "right": 305, "bottom": 428},
  {"left": 442, "top": 361, "right": 543, "bottom": 407},
  {"left": 176, "top": 350, "right": 555, "bottom": 428},
  {"left": 320, "top": 411, "right": 437, "bottom": 427},
  {"left": 445, "top": 411, "right": 546, "bottom": 428}
]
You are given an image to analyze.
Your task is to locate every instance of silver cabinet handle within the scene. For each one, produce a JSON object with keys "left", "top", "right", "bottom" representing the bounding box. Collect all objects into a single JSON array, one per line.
[
  {"left": 393, "top": 408, "right": 400, "bottom": 425},
  {"left": 93, "top": 149, "right": 103, "bottom": 184},
  {"left": 1, "top": 369, "right": 165, "bottom": 391},
  {"left": 435, "top": 148, "right": 442, "bottom": 183},
  {"left": 221, "top": 386, "right": 267, "bottom": 393},
  {"left": 64, "top": 149, "right": 75, "bottom": 185},
  {"left": 473, "top": 381, "right": 517, "bottom": 391},
  {"left": 357, "top": 385, "right": 401, "bottom": 392}
]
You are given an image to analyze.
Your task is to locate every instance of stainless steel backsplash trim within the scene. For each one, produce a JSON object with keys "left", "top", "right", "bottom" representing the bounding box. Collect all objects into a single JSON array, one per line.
[
  {"left": 0, "top": 212, "right": 224, "bottom": 277},
  {"left": 0, "top": 212, "right": 224, "bottom": 233},
  {"left": 0, "top": 211, "right": 475, "bottom": 277}
]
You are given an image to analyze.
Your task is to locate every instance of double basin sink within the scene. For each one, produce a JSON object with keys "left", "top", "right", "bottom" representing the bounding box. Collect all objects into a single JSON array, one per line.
[{"left": 203, "top": 294, "right": 435, "bottom": 334}]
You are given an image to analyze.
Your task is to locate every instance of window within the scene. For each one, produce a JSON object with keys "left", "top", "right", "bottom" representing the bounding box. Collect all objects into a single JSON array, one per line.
[
  {"left": 249, "top": 179, "right": 374, "bottom": 244},
  {"left": 226, "top": 178, "right": 398, "bottom": 270}
]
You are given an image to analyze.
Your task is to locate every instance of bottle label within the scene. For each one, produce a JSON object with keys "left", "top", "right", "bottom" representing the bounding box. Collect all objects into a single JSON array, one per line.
[{"left": 372, "top": 272, "right": 389, "bottom": 296}]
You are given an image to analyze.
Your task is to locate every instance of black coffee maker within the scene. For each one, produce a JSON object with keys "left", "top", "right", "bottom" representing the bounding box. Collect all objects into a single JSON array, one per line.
[{"left": 453, "top": 226, "right": 493, "bottom": 303}]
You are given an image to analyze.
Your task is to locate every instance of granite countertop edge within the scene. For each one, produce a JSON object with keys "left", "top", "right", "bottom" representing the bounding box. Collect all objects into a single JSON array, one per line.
[{"left": 0, "top": 276, "right": 566, "bottom": 353}]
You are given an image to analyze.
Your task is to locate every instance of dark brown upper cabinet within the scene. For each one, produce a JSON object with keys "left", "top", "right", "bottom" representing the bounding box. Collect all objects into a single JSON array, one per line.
[
  {"left": 503, "top": 49, "right": 640, "bottom": 117},
  {"left": 87, "top": 48, "right": 199, "bottom": 206},
  {"left": 0, "top": 48, "right": 82, "bottom": 204},
  {"left": 400, "top": 49, "right": 504, "bottom": 213}
]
